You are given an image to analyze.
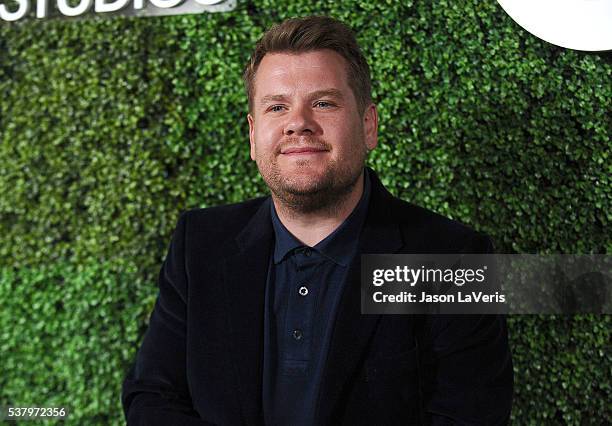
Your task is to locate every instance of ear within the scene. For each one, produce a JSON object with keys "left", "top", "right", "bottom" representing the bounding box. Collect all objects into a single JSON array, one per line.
[
  {"left": 363, "top": 103, "right": 378, "bottom": 151},
  {"left": 247, "top": 113, "right": 256, "bottom": 161}
]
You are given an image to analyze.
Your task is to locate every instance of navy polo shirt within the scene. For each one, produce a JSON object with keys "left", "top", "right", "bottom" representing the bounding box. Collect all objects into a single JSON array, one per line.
[{"left": 262, "top": 169, "right": 371, "bottom": 426}]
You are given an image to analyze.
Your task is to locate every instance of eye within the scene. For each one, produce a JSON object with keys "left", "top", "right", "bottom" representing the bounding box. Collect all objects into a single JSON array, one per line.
[
  {"left": 268, "top": 105, "right": 286, "bottom": 113},
  {"left": 314, "top": 101, "right": 334, "bottom": 109}
]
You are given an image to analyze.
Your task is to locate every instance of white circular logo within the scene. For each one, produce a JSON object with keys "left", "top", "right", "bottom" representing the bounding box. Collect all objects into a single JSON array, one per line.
[{"left": 497, "top": 0, "right": 612, "bottom": 51}]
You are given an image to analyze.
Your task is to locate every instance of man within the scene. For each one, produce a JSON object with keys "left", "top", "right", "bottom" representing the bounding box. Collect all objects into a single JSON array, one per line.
[{"left": 122, "top": 16, "right": 513, "bottom": 425}]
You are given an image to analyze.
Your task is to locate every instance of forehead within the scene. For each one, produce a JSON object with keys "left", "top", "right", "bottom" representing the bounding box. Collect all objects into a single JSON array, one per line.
[{"left": 253, "top": 50, "right": 353, "bottom": 99}]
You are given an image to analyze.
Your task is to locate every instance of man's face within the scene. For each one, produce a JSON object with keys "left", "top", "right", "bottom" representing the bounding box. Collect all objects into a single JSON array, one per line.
[{"left": 248, "top": 49, "right": 378, "bottom": 211}]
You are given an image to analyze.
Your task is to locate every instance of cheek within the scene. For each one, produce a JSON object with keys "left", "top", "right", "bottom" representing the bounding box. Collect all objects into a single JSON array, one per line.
[
  {"left": 331, "top": 124, "right": 362, "bottom": 154},
  {"left": 253, "top": 128, "right": 277, "bottom": 156},
  {"left": 265, "top": 124, "right": 280, "bottom": 138}
]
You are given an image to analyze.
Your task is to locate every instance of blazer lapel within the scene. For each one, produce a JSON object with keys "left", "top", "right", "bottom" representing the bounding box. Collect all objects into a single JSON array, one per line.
[
  {"left": 315, "top": 171, "right": 405, "bottom": 424},
  {"left": 222, "top": 198, "right": 273, "bottom": 425}
]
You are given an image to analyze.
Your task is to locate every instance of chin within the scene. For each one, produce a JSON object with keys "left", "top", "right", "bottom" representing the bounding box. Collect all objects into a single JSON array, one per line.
[
  {"left": 281, "top": 175, "right": 327, "bottom": 195},
  {"left": 280, "top": 162, "right": 326, "bottom": 178}
]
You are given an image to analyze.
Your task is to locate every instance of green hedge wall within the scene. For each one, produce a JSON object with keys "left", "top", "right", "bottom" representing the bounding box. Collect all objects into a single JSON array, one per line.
[
  {"left": 1, "top": 1, "right": 610, "bottom": 424},
  {"left": 0, "top": 262, "right": 155, "bottom": 424}
]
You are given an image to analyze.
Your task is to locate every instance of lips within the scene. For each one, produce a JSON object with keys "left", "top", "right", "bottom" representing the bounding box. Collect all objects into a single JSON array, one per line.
[{"left": 281, "top": 146, "right": 328, "bottom": 154}]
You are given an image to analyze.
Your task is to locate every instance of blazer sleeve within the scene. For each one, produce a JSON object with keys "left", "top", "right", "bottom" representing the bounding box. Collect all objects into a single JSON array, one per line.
[
  {"left": 420, "top": 233, "right": 514, "bottom": 425},
  {"left": 122, "top": 212, "right": 214, "bottom": 426}
]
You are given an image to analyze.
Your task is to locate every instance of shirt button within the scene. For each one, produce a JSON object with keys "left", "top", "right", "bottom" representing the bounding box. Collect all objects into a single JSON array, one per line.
[
  {"left": 292, "top": 329, "right": 303, "bottom": 340},
  {"left": 298, "top": 286, "right": 308, "bottom": 296},
  {"left": 303, "top": 248, "right": 312, "bottom": 257}
]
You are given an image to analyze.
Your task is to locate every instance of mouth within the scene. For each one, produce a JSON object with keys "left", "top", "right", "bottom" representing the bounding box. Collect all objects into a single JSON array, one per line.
[{"left": 281, "top": 147, "right": 328, "bottom": 156}]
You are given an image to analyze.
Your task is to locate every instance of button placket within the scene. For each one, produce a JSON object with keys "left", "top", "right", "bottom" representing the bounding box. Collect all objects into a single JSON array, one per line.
[{"left": 286, "top": 248, "right": 318, "bottom": 356}]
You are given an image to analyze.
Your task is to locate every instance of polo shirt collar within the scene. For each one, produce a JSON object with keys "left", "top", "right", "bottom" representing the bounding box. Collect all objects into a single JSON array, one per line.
[{"left": 270, "top": 168, "right": 371, "bottom": 267}]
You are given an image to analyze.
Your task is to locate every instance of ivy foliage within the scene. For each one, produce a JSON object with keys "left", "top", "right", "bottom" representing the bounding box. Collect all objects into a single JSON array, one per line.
[{"left": 0, "top": 1, "right": 610, "bottom": 424}]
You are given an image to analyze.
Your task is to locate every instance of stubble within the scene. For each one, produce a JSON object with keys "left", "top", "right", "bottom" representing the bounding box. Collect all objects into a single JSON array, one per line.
[{"left": 256, "top": 137, "right": 367, "bottom": 215}]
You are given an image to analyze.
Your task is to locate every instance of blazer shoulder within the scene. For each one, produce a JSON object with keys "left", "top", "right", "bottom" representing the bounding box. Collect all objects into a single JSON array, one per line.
[
  {"left": 163, "top": 196, "right": 270, "bottom": 265},
  {"left": 181, "top": 196, "right": 268, "bottom": 235},
  {"left": 388, "top": 195, "right": 494, "bottom": 253}
]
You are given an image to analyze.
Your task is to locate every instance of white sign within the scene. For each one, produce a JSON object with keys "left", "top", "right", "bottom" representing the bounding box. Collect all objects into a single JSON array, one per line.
[
  {"left": 498, "top": 0, "right": 612, "bottom": 51},
  {"left": 0, "top": 0, "right": 234, "bottom": 22}
]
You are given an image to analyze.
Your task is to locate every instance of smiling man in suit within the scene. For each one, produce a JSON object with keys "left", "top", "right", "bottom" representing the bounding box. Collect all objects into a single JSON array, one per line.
[{"left": 122, "top": 16, "right": 513, "bottom": 425}]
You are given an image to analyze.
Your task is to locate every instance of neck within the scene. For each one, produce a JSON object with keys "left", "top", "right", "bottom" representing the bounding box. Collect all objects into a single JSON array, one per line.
[{"left": 272, "top": 172, "right": 365, "bottom": 247}]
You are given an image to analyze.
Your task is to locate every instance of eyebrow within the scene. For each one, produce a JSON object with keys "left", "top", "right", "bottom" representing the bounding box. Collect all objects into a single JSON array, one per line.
[{"left": 258, "top": 89, "right": 345, "bottom": 106}]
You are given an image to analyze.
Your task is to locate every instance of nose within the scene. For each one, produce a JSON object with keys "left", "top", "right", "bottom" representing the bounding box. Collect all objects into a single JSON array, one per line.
[{"left": 283, "top": 105, "right": 322, "bottom": 136}]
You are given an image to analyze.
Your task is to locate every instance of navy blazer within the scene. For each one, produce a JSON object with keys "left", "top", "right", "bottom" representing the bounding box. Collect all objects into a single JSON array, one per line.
[{"left": 122, "top": 169, "right": 513, "bottom": 425}]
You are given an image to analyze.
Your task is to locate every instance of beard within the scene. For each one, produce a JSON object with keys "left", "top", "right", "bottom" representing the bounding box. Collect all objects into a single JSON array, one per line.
[{"left": 255, "top": 136, "right": 367, "bottom": 214}]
